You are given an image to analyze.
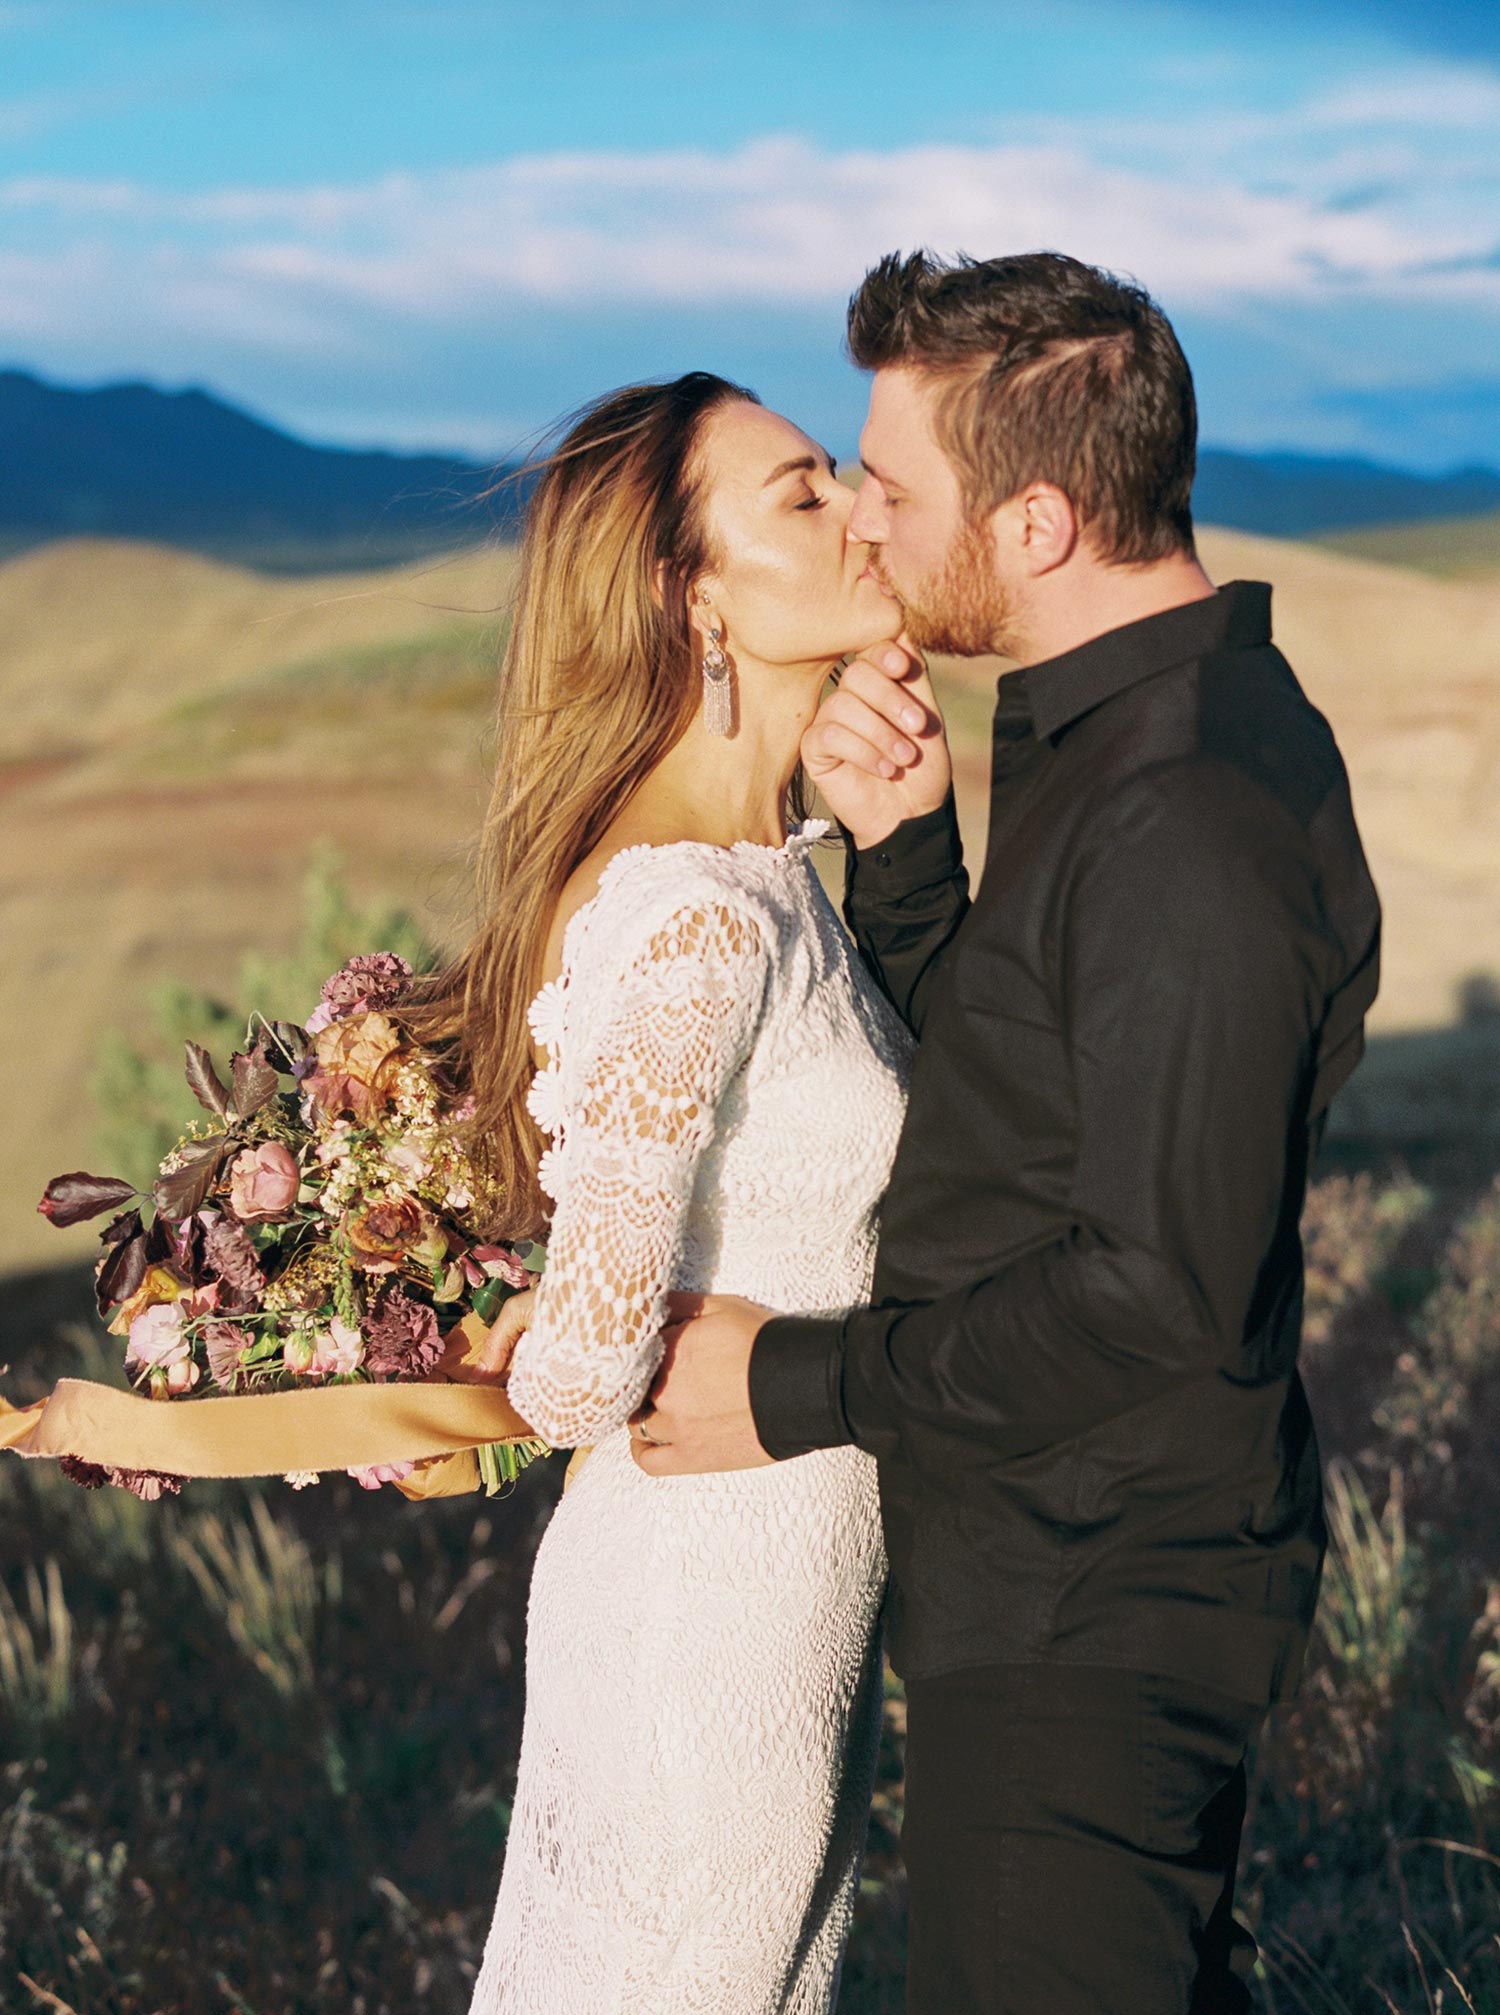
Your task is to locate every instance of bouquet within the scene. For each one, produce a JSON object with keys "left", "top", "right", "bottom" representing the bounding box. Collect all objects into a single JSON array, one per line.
[{"left": 35, "top": 952, "right": 549, "bottom": 1499}]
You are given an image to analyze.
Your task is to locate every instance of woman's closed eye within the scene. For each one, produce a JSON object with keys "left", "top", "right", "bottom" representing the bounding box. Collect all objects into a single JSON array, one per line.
[{"left": 795, "top": 491, "right": 829, "bottom": 512}]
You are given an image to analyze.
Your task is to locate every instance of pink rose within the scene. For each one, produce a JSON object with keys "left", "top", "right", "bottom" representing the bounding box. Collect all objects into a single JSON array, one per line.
[
  {"left": 125, "top": 1302, "right": 201, "bottom": 1396},
  {"left": 228, "top": 1142, "right": 300, "bottom": 1223},
  {"left": 309, "top": 1318, "right": 364, "bottom": 1378},
  {"left": 345, "top": 1461, "right": 415, "bottom": 1490},
  {"left": 125, "top": 1301, "right": 187, "bottom": 1372}
]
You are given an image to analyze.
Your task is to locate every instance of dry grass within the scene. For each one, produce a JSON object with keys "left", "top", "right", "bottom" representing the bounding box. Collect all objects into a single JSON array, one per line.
[
  {"left": 3, "top": 1171, "right": 1498, "bottom": 2012},
  {"left": 4, "top": 526, "right": 1500, "bottom": 1273}
]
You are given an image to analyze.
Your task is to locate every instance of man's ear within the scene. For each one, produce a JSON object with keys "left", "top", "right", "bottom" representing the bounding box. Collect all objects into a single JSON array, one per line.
[{"left": 1012, "top": 482, "right": 1078, "bottom": 576}]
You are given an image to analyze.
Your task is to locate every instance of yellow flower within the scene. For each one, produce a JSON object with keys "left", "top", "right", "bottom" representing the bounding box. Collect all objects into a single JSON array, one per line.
[{"left": 106, "top": 1263, "right": 188, "bottom": 1338}]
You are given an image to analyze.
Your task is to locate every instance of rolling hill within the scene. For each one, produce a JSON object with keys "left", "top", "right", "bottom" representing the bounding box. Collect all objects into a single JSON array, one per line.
[
  {"left": 2, "top": 526, "right": 1498, "bottom": 1273},
  {"left": 1319, "top": 511, "right": 1500, "bottom": 580}
]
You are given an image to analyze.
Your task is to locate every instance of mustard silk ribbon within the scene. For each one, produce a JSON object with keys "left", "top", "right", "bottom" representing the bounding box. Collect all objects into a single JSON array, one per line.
[{"left": 0, "top": 1308, "right": 565, "bottom": 1502}]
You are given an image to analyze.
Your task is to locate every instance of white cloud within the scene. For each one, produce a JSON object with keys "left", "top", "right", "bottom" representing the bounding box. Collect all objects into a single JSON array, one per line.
[{"left": 1, "top": 123, "right": 1494, "bottom": 345}]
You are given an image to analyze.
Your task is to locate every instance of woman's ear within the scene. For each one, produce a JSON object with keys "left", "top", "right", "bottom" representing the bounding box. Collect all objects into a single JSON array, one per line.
[{"left": 687, "top": 579, "right": 722, "bottom": 645}]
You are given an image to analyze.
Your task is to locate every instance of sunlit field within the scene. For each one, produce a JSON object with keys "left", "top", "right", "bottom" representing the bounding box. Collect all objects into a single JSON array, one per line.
[{"left": 3, "top": 522, "right": 1499, "bottom": 2011}]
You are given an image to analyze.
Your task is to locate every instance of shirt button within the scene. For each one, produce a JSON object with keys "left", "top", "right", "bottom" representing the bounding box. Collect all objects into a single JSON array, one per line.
[{"left": 876, "top": 851, "right": 892, "bottom": 869}]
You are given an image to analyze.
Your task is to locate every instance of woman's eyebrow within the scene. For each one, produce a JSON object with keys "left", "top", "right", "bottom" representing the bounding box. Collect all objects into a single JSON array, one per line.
[{"left": 762, "top": 454, "right": 821, "bottom": 488}]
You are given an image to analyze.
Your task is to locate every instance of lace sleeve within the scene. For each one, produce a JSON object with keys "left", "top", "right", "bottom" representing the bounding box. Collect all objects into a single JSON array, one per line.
[{"left": 504, "top": 889, "right": 771, "bottom": 1447}]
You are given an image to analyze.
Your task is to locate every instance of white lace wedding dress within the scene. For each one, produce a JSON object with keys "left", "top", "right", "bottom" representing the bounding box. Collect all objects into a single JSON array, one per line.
[{"left": 467, "top": 818, "right": 915, "bottom": 2014}]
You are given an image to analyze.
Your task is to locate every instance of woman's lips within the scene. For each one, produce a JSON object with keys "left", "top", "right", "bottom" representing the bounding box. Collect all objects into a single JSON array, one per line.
[{"left": 860, "top": 562, "right": 900, "bottom": 601}]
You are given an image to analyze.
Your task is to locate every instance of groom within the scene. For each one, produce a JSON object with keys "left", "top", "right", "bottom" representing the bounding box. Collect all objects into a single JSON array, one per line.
[{"left": 642, "top": 250, "right": 1381, "bottom": 2012}]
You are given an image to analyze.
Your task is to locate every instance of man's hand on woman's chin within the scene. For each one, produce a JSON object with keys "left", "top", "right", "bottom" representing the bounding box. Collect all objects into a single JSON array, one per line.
[
  {"left": 629, "top": 1293, "right": 777, "bottom": 1474},
  {"left": 801, "top": 631, "right": 953, "bottom": 850}
]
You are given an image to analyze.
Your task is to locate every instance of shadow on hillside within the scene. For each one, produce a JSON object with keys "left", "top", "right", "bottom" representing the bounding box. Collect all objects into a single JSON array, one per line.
[{"left": 1323, "top": 970, "right": 1500, "bottom": 1190}]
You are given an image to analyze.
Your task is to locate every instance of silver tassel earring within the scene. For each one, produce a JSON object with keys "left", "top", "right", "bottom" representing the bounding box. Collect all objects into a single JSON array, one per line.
[{"left": 701, "top": 623, "right": 733, "bottom": 736}]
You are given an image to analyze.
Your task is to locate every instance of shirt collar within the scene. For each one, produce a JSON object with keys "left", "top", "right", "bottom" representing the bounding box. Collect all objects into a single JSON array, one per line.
[{"left": 996, "top": 580, "right": 1274, "bottom": 743}]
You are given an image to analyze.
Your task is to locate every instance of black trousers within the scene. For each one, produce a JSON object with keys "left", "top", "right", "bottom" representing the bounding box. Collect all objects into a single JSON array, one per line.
[{"left": 900, "top": 1661, "right": 1264, "bottom": 2015}]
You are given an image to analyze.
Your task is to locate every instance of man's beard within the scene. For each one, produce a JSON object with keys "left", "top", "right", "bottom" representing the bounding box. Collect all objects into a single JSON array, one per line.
[{"left": 873, "top": 518, "right": 1015, "bottom": 658}]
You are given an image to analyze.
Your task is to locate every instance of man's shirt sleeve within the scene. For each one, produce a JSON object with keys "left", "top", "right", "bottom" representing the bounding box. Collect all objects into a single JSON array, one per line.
[
  {"left": 750, "top": 767, "right": 1331, "bottom": 1465},
  {"left": 842, "top": 788, "right": 970, "bottom": 1038}
]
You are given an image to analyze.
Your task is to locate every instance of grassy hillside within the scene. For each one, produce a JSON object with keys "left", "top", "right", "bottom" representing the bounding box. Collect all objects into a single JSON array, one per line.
[
  {"left": 1318, "top": 510, "right": 1500, "bottom": 579},
  {"left": 3, "top": 527, "right": 1500, "bottom": 1273}
]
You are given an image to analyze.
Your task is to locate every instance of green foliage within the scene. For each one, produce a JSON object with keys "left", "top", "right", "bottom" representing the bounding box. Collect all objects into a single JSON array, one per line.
[{"left": 88, "top": 843, "right": 444, "bottom": 1188}]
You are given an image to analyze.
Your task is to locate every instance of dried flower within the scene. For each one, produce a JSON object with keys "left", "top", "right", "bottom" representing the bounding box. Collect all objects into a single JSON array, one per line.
[
  {"left": 363, "top": 1286, "right": 442, "bottom": 1378},
  {"left": 344, "top": 1195, "right": 426, "bottom": 1273},
  {"left": 303, "top": 1011, "right": 408, "bottom": 1122},
  {"left": 106, "top": 1467, "right": 184, "bottom": 1500},
  {"left": 261, "top": 1242, "right": 338, "bottom": 1313},
  {"left": 203, "top": 1213, "right": 264, "bottom": 1299},
  {"left": 313, "top": 952, "right": 415, "bottom": 1025},
  {"left": 203, "top": 1319, "right": 253, "bottom": 1388},
  {"left": 59, "top": 1455, "right": 109, "bottom": 1489}
]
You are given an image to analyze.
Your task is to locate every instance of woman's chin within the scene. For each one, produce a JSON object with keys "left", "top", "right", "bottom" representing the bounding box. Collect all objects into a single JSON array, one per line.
[{"left": 846, "top": 604, "right": 906, "bottom": 653}]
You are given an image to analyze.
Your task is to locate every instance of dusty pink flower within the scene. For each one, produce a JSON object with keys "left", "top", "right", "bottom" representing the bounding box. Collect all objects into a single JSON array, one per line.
[
  {"left": 106, "top": 1467, "right": 183, "bottom": 1500},
  {"left": 363, "top": 1286, "right": 442, "bottom": 1378},
  {"left": 203, "top": 1319, "right": 252, "bottom": 1387},
  {"left": 317, "top": 952, "right": 415, "bottom": 1024},
  {"left": 309, "top": 1318, "right": 364, "bottom": 1378},
  {"left": 468, "top": 1244, "right": 532, "bottom": 1290},
  {"left": 125, "top": 1301, "right": 188, "bottom": 1373},
  {"left": 203, "top": 1214, "right": 264, "bottom": 1299},
  {"left": 345, "top": 1461, "right": 416, "bottom": 1490},
  {"left": 228, "top": 1142, "right": 300, "bottom": 1222}
]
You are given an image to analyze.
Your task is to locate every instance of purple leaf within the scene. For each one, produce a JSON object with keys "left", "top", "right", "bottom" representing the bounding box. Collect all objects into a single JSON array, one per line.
[
  {"left": 95, "top": 1229, "right": 149, "bottom": 1316},
  {"left": 99, "top": 1207, "right": 143, "bottom": 1248},
  {"left": 230, "top": 1043, "right": 279, "bottom": 1120},
  {"left": 37, "top": 1172, "right": 139, "bottom": 1228},
  {"left": 264, "top": 1021, "right": 310, "bottom": 1071},
  {"left": 152, "top": 1138, "right": 230, "bottom": 1222},
  {"left": 184, "top": 1042, "right": 232, "bottom": 1119}
]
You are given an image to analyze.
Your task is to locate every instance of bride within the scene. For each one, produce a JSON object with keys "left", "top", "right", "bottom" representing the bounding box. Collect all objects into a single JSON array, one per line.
[{"left": 403, "top": 370, "right": 926, "bottom": 2011}]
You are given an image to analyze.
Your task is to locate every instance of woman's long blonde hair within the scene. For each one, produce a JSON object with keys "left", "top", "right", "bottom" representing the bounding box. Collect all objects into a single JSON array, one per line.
[{"left": 401, "top": 372, "right": 813, "bottom": 1239}]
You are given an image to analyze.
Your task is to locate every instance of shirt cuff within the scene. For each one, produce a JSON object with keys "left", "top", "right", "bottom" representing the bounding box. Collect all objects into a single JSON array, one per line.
[
  {"left": 842, "top": 786, "right": 965, "bottom": 897},
  {"left": 747, "top": 1312, "right": 852, "bottom": 1459}
]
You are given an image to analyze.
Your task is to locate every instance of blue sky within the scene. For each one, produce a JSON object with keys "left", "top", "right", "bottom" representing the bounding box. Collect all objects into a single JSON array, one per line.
[{"left": 2, "top": 0, "right": 1497, "bottom": 470}]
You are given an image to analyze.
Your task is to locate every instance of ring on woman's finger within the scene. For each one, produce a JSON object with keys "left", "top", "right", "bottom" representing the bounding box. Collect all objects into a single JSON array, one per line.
[{"left": 633, "top": 1416, "right": 662, "bottom": 1446}]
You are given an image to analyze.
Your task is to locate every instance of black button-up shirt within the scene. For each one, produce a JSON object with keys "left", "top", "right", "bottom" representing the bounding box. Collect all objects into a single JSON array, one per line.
[{"left": 749, "top": 581, "right": 1381, "bottom": 1702}]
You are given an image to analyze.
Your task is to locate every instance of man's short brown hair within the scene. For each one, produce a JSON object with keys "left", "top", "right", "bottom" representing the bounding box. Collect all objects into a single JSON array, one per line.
[{"left": 847, "top": 250, "right": 1197, "bottom": 565}]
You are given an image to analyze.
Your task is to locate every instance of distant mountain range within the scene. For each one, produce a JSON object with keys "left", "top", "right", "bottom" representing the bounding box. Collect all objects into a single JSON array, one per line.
[
  {"left": 0, "top": 367, "right": 527, "bottom": 571},
  {"left": 2, "top": 366, "right": 1497, "bottom": 570}
]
